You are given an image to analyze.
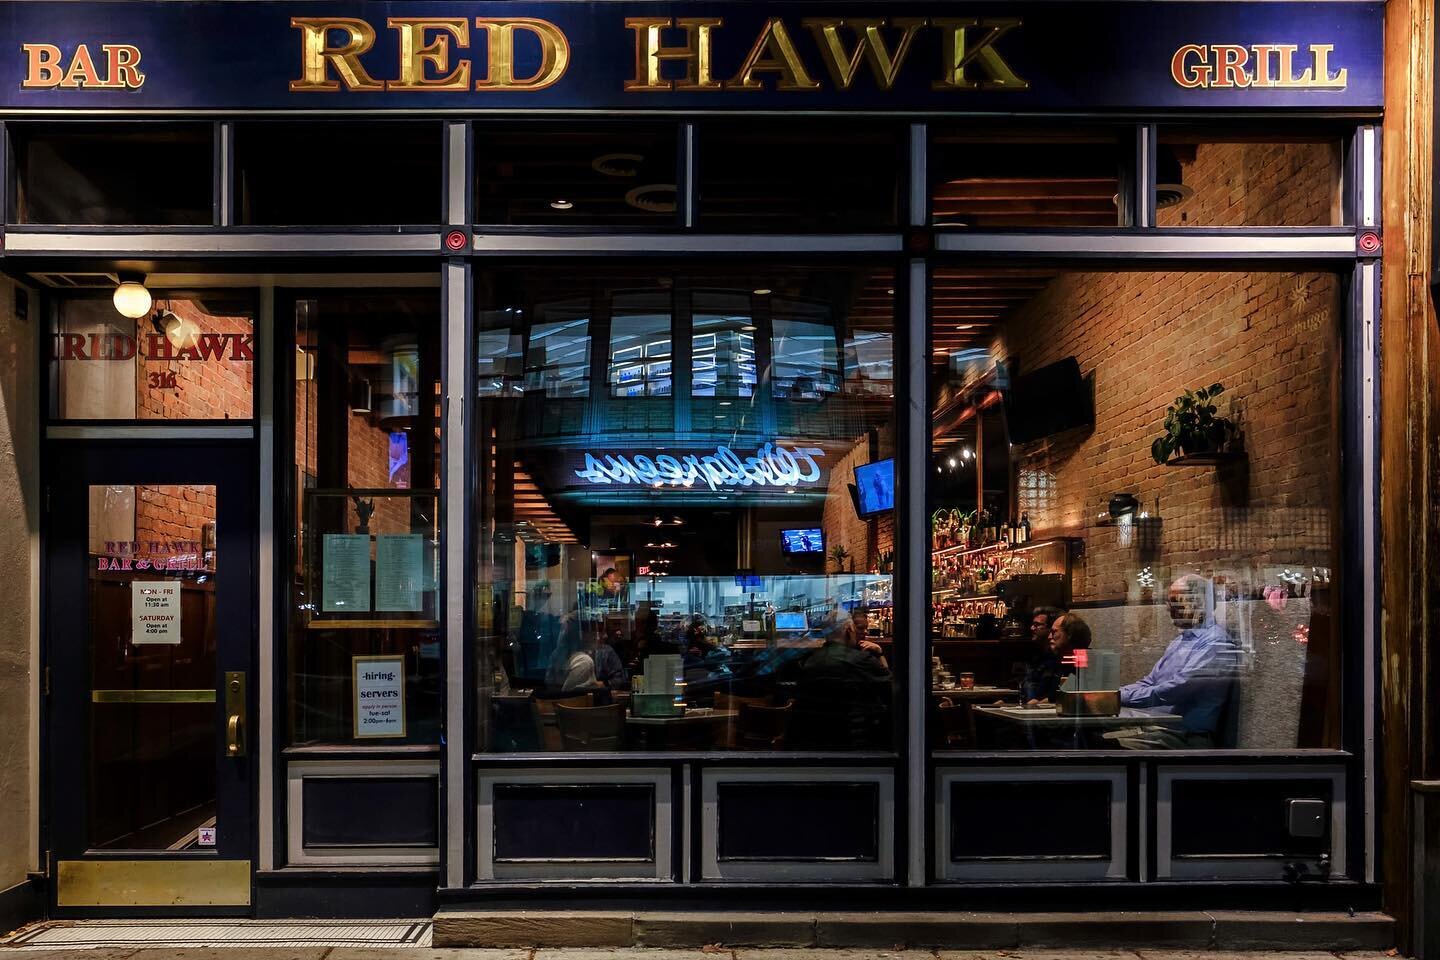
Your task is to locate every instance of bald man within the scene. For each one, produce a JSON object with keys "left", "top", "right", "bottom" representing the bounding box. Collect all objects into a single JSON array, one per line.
[{"left": 1115, "top": 574, "right": 1240, "bottom": 748}]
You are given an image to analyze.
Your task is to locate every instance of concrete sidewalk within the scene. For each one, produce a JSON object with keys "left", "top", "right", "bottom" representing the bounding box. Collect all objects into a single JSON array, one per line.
[{"left": 0, "top": 950, "right": 1413, "bottom": 960}]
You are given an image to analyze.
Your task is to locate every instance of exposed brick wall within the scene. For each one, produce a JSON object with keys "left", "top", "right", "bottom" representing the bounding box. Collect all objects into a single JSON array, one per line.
[
  {"left": 995, "top": 268, "right": 1337, "bottom": 602},
  {"left": 1158, "top": 140, "right": 1341, "bottom": 227},
  {"left": 136, "top": 298, "right": 252, "bottom": 420},
  {"left": 133, "top": 484, "right": 215, "bottom": 567}
]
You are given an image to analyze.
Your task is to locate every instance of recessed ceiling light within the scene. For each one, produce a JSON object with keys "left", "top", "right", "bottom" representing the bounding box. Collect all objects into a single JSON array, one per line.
[
  {"left": 752, "top": 287, "right": 772, "bottom": 296},
  {"left": 955, "top": 324, "right": 974, "bottom": 330},
  {"left": 719, "top": 400, "right": 732, "bottom": 406},
  {"left": 886, "top": 288, "right": 895, "bottom": 295},
  {"left": 550, "top": 199, "right": 573, "bottom": 210},
  {"left": 740, "top": 324, "right": 757, "bottom": 332}
]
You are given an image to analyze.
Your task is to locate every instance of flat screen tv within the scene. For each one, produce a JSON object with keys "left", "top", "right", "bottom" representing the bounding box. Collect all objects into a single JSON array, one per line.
[
  {"left": 774, "top": 612, "right": 808, "bottom": 631},
  {"left": 1004, "top": 357, "right": 1093, "bottom": 445},
  {"left": 853, "top": 458, "right": 895, "bottom": 517},
  {"left": 780, "top": 528, "right": 824, "bottom": 554}
]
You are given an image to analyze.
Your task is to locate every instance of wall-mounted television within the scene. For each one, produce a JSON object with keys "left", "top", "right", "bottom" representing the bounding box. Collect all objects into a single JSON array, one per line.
[
  {"left": 1004, "top": 357, "right": 1094, "bottom": 444},
  {"left": 853, "top": 458, "right": 895, "bottom": 517},
  {"left": 780, "top": 528, "right": 824, "bottom": 554}
]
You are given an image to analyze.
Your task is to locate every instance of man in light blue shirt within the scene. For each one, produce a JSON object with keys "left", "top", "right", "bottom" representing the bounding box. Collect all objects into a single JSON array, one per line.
[{"left": 1113, "top": 574, "right": 1240, "bottom": 749}]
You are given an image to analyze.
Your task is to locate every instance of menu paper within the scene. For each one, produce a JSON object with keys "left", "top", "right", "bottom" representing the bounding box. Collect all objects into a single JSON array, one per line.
[
  {"left": 131, "top": 580, "right": 181, "bottom": 645},
  {"left": 322, "top": 534, "right": 371, "bottom": 612},
  {"left": 353, "top": 654, "right": 406, "bottom": 738},
  {"left": 375, "top": 533, "right": 424, "bottom": 612}
]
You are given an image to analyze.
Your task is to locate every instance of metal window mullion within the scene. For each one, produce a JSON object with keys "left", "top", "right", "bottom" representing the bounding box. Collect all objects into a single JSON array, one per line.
[
  {"left": 1360, "top": 125, "right": 1379, "bottom": 228},
  {"left": 256, "top": 283, "right": 275, "bottom": 871},
  {"left": 442, "top": 259, "right": 470, "bottom": 889},
  {"left": 446, "top": 120, "right": 471, "bottom": 227},
  {"left": 903, "top": 257, "right": 927, "bottom": 886},
  {"left": 909, "top": 122, "right": 927, "bottom": 228},
  {"left": 215, "top": 121, "right": 234, "bottom": 227},
  {"left": 681, "top": 122, "right": 697, "bottom": 229},
  {"left": 1135, "top": 123, "right": 1157, "bottom": 228}
]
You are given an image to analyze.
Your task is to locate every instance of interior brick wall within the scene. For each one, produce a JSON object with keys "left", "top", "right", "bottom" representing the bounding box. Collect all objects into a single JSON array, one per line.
[
  {"left": 1158, "top": 139, "right": 1342, "bottom": 227},
  {"left": 137, "top": 298, "right": 252, "bottom": 420}
]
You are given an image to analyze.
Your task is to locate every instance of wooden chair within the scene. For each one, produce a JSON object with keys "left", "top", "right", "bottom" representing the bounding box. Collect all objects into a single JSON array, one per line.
[
  {"left": 736, "top": 700, "right": 794, "bottom": 750},
  {"left": 554, "top": 702, "right": 626, "bottom": 751},
  {"left": 715, "top": 691, "right": 770, "bottom": 748},
  {"left": 533, "top": 693, "right": 594, "bottom": 751},
  {"left": 935, "top": 701, "right": 972, "bottom": 749}
]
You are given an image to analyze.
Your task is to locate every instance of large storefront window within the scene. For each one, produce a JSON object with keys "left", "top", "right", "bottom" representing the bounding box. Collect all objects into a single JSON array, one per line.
[
  {"left": 475, "top": 266, "right": 896, "bottom": 752},
  {"left": 288, "top": 291, "right": 442, "bottom": 745},
  {"left": 927, "top": 268, "right": 1340, "bottom": 751}
]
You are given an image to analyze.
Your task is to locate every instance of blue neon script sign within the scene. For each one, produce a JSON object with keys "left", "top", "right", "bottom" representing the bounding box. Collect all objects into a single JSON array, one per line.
[
  {"left": 574, "top": 442, "right": 826, "bottom": 491},
  {"left": 0, "top": 1, "right": 1383, "bottom": 113}
]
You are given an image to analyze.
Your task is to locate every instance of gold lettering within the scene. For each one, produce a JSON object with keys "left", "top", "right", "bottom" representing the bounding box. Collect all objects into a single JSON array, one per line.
[
  {"left": 1273, "top": 44, "right": 1310, "bottom": 86},
  {"left": 289, "top": 17, "right": 383, "bottom": 92},
  {"left": 802, "top": 18, "right": 926, "bottom": 90},
  {"left": 387, "top": 18, "right": 471, "bottom": 91},
  {"left": 60, "top": 44, "right": 103, "bottom": 88},
  {"left": 473, "top": 18, "right": 570, "bottom": 90},
  {"left": 21, "top": 43, "right": 63, "bottom": 88},
  {"left": 103, "top": 44, "right": 144, "bottom": 89},
  {"left": 1170, "top": 43, "right": 1210, "bottom": 88},
  {"left": 932, "top": 18, "right": 1028, "bottom": 90},
  {"left": 1210, "top": 44, "right": 1250, "bottom": 88},
  {"left": 726, "top": 18, "right": 820, "bottom": 91},
  {"left": 1307, "top": 43, "right": 1347, "bottom": 88},
  {"left": 1249, "top": 44, "right": 1281, "bottom": 87},
  {"left": 624, "top": 17, "right": 722, "bottom": 91}
]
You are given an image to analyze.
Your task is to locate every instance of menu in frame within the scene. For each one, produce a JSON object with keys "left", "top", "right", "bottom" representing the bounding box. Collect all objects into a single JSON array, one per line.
[
  {"left": 374, "top": 533, "right": 424, "bottom": 612},
  {"left": 322, "top": 533, "right": 371, "bottom": 613}
]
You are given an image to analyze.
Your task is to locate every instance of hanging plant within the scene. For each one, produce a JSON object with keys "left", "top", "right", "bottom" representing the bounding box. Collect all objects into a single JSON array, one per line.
[{"left": 1151, "top": 382, "right": 1237, "bottom": 464}]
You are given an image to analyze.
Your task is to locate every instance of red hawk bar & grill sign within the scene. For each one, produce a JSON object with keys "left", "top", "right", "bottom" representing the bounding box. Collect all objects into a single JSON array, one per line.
[{"left": 0, "top": 1, "right": 1383, "bottom": 114}]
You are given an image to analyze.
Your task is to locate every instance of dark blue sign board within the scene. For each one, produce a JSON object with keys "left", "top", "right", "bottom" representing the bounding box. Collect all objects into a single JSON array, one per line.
[{"left": 0, "top": 1, "right": 1383, "bottom": 114}]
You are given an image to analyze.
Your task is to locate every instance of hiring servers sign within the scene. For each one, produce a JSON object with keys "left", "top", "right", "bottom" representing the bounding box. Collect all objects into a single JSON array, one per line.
[{"left": 0, "top": 1, "right": 1383, "bottom": 112}]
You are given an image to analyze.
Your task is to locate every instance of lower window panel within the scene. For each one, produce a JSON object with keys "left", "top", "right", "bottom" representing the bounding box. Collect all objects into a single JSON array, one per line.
[
  {"left": 1158, "top": 764, "right": 1344, "bottom": 880},
  {"left": 935, "top": 765, "right": 1127, "bottom": 881},
  {"left": 701, "top": 767, "right": 894, "bottom": 881},
  {"left": 476, "top": 767, "right": 673, "bottom": 881}
]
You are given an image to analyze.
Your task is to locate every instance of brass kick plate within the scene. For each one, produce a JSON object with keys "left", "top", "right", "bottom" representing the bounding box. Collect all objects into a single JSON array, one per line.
[{"left": 57, "top": 859, "right": 250, "bottom": 906}]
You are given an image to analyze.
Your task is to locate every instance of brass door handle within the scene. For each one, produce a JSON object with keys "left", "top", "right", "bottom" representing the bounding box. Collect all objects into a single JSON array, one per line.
[
  {"left": 226, "top": 713, "right": 244, "bottom": 756},
  {"left": 224, "top": 670, "right": 246, "bottom": 757}
]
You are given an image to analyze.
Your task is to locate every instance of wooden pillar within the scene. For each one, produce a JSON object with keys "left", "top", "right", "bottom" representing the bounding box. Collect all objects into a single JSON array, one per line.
[{"left": 1380, "top": 0, "right": 1437, "bottom": 948}]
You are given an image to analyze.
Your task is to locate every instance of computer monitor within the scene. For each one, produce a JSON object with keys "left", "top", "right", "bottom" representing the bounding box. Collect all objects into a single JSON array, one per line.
[{"left": 774, "top": 612, "right": 807, "bottom": 631}]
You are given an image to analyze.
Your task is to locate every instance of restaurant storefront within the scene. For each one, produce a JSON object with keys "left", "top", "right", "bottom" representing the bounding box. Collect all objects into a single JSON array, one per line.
[{"left": 0, "top": 0, "right": 1430, "bottom": 945}]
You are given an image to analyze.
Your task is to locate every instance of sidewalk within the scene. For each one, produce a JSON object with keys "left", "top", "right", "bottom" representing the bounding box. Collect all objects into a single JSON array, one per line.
[{"left": 0, "top": 949, "right": 1413, "bottom": 960}]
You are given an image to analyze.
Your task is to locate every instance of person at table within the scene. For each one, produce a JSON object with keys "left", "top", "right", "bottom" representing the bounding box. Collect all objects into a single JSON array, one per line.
[
  {"left": 1021, "top": 611, "right": 1092, "bottom": 704},
  {"left": 800, "top": 605, "right": 891, "bottom": 682},
  {"left": 1111, "top": 573, "right": 1240, "bottom": 749},
  {"left": 545, "top": 610, "right": 604, "bottom": 694},
  {"left": 590, "top": 624, "right": 630, "bottom": 690}
]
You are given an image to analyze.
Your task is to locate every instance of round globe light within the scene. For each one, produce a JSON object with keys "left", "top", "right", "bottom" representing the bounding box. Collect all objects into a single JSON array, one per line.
[{"left": 113, "top": 280, "right": 152, "bottom": 319}]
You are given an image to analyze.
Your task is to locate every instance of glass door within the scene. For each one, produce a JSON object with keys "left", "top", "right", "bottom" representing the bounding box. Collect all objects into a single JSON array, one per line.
[{"left": 46, "top": 442, "right": 255, "bottom": 911}]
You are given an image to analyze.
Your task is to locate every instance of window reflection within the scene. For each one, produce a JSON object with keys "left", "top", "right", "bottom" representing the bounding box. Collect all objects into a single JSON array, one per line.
[{"left": 476, "top": 266, "right": 896, "bottom": 752}]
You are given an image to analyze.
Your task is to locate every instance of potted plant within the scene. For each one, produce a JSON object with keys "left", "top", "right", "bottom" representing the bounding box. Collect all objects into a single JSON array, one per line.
[
  {"left": 876, "top": 549, "right": 894, "bottom": 575},
  {"left": 829, "top": 545, "right": 851, "bottom": 573},
  {"left": 1151, "top": 382, "right": 1237, "bottom": 464}
]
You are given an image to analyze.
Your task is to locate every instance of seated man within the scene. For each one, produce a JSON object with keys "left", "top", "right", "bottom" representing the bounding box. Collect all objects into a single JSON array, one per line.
[
  {"left": 1109, "top": 573, "right": 1240, "bottom": 749},
  {"left": 1021, "top": 610, "right": 1091, "bottom": 704}
]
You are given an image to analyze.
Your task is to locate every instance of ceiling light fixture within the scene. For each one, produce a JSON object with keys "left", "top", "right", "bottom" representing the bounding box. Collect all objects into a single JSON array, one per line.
[
  {"left": 112, "top": 273, "right": 152, "bottom": 319},
  {"left": 549, "top": 199, "right": 574, "bottom": 210},
  {"left": 752, "top": 288, "right": 772, "bottom": 296}
]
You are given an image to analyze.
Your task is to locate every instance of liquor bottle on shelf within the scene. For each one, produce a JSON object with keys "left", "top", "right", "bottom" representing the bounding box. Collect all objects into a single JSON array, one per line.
[
  {"left": 1018, "top": 512, "right": 1031, "bottom": 544},
  {"left": 1000, "top": 517, "right": 1011, "bottom": 545}
]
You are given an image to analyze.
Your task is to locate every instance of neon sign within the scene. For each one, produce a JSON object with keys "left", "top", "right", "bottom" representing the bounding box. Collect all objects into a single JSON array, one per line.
[{"left": 574, "top": 442, "right": 825, "bottom": 492}]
